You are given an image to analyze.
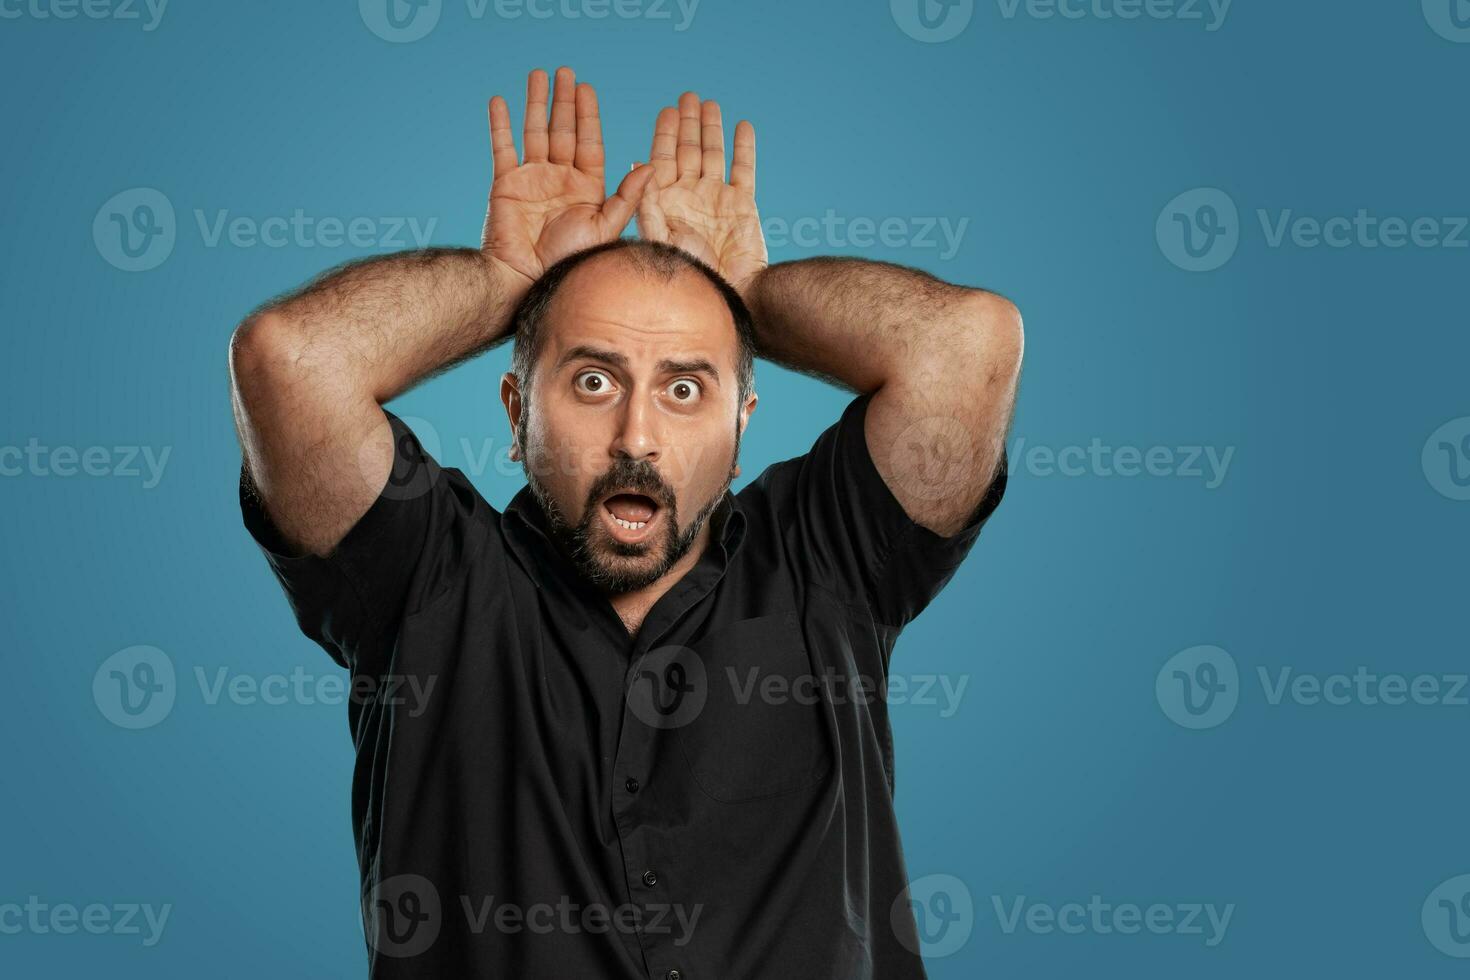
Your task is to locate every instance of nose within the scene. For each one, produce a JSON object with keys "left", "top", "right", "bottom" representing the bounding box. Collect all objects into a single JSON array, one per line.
[{"left": 611, "top": 392, "right": 662, "bottom": 464}]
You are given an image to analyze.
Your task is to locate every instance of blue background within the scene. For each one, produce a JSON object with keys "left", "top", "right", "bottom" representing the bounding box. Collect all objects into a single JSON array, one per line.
[{"left": 2, "top": 0, "right": 1467, "bottom": 975}]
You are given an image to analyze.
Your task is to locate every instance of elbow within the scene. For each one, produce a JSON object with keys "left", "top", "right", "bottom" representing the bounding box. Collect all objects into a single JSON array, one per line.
[
  {"left": 228, "top": 309, "right": 307, "bottom": 399},
  {"left": 954, "top": 290, "right": 1024, "bottom": 379}
]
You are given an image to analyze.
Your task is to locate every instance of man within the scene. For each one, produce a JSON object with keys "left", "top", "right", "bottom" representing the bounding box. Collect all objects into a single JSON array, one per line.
[{"left": 230, "top": 66, "right": 1022, "bottom": 979}]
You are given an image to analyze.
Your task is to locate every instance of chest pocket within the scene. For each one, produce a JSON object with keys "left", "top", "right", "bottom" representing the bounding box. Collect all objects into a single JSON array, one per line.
[{"left": 675, "top": 612, "right": 833, "bottom": 803}]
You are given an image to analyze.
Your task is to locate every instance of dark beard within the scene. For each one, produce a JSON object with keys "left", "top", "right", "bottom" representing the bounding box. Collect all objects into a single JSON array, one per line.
[{"left": 522, "top": 418, "right": 739, "bottom": 594}]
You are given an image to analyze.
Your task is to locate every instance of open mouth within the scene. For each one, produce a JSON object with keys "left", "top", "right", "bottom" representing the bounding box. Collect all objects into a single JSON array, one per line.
[{"left": 600, "top": 492, "right": 663, "bottom": 543}]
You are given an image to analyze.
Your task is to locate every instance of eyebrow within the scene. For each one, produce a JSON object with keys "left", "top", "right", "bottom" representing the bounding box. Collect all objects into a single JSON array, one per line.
[
  {"left": 557, "top": 346, "right": 722, "bottom": 385},
  {"left": 557, "top": 345, "right": 629, "bottom": 371},
  {"left": 657, "top": 358, "right": 721, "bottom": 384}
]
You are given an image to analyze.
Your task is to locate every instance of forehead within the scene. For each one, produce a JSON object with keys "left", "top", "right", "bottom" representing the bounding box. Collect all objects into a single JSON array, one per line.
[{"left": 537, "top": 254, "right": 738, "bottom": 374}]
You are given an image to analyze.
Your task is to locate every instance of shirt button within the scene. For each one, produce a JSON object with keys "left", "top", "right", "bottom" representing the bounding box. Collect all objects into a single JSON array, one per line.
[
  {"left": 666, "top": 971, "right": 682, "bottom": 980},
  {"left": 625, "top": 777, "right": 640, "bottom": 794},
  {"left": 642, "top": 870, "right": 659, "bottom": 887}
]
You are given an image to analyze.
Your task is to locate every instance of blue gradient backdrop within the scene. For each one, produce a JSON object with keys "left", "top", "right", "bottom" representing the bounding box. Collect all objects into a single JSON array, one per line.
[{"left": 2, "top": 0, "right": 1467, "bottom": 976}]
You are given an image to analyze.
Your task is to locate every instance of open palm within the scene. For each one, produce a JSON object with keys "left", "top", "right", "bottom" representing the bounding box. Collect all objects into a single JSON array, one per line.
[
  {"left": 482, "top": 68, "right": 653, "bottom": 285},
  {"left": 636, "top": 94, "right": 767, "bottom": 296}
]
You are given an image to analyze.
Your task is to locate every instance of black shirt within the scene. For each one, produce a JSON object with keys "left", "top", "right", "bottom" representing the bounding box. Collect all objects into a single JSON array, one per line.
[{"left": 241, "top": 393, "right": 1007, "bottom": 979}]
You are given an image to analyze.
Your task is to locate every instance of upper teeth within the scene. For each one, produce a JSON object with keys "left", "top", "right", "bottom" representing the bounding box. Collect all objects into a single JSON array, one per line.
[{"left": 613, "top": 517, "right": 647, "bottom": 530}]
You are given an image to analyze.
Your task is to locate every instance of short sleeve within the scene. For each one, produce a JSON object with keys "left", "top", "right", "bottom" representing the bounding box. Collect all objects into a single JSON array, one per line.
[
  {"left": 239, "top": 411, "right": 493, "bottom": 675},
  {"left": 770, "top": 393, "right": 1007, "bottom": 629}
]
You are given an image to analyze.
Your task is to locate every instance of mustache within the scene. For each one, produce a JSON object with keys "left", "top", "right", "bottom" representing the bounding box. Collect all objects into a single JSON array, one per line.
[{"left": 583, "top": 457, "right": 677, "bottom": 515}]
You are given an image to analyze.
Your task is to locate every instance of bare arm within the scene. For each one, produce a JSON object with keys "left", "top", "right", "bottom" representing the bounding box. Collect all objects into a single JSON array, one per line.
[
  {"left": 636, "top": 92, "right": 1022, "bottom": 537},
  {"left": 745, "top": 258, "right": 1023, "bottom": 536},
  {"left": 229, "top": 66, "right": 654, "bottom": 556}
]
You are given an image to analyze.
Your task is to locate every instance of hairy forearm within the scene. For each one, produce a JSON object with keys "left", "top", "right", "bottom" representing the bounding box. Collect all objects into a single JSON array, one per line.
[
  {"left": 236, "top": 248, "right": 529, "bottom": 402},
  {"left": 227, "top": 248, "right": 529, "bottom": 555},
  {"left": 744, "top": 256, "right": 1023, "bottom": 535},
  {"left": 743, "top": 257, "right": 1016, "bottom": 394}
]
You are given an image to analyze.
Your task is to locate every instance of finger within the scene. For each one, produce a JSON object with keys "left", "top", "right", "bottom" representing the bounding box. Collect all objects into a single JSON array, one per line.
[
  {"left": 489, "top": 96, "right": 518, "bottom": 181},
  {"left": 649, "top": 106, "right": 679, "bottom": 187},
  {"left": 633, "top": 163, "right": 670, "bottom": 241},
  {"left": 574, "top": 82, "right": 605, "bottom": 179},
  {"left": 731, "top": 119, "right": 756, "bottom": 192},
  {"left": 675, "top": 91, "right": 701, "bottom": 180},
  {"left": 602, "top": 164, "right": 657, "bottom": 235},
  {"left": 548, "top": 66, "right": 577, "bottom": 165},
  {"left": 700, "top": 100, "right": 725, "bottom": 182},
  {"left": 522, "top": 69, "right": 550, "bottom": 163}
]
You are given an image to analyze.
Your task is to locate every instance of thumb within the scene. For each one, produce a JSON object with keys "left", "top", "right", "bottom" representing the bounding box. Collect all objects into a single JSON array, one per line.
[
  {"left": 634, "top": 164, "right": 669, "bottom": 242},
  {"left": 601, "top": 163, "right": 656, "bottom": 235}
]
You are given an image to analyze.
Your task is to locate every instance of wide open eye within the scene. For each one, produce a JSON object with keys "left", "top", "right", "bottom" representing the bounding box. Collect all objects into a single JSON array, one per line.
[
  {"left": 574, "top": 370, "right": 615, "bottom": 395},
  {"left": 667, "top": 378, "right": 702, "bottom": 404}
]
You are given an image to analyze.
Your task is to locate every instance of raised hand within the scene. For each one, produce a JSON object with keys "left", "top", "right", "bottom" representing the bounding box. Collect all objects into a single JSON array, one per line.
[
  {"left": 482, "top": 67, "right": 655, "bottom": 285},
  {"left": 636, "top": 92, "right": 767, "bottom": 297}
]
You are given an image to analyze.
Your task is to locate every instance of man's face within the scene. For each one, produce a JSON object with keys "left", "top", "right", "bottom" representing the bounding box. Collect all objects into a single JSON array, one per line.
[{"left": 503, "top": 254, "right": 756, "bottom": 593}]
